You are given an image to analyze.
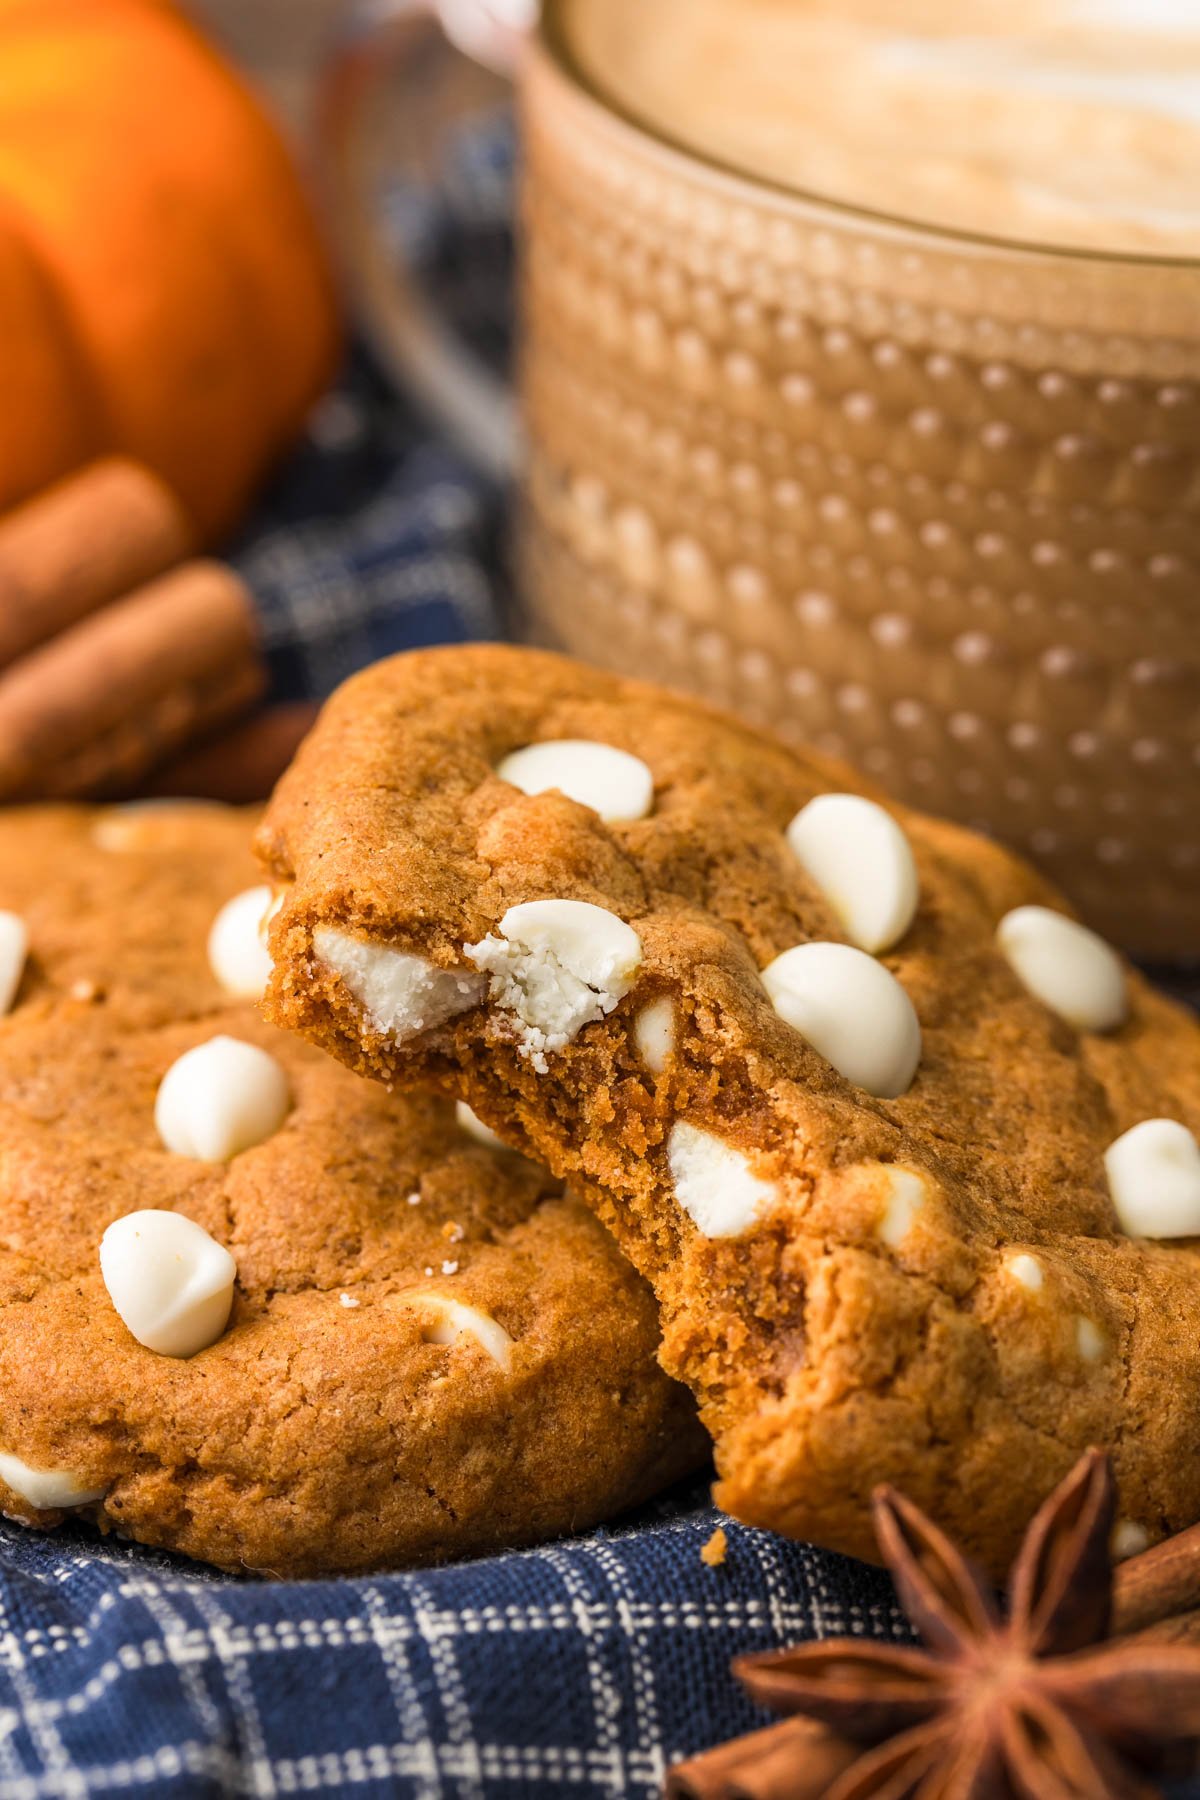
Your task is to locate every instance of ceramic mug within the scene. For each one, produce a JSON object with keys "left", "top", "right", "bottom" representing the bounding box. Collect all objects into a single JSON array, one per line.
[{"left": 323, "top": 0, "right": 1200, "bottom": 957}]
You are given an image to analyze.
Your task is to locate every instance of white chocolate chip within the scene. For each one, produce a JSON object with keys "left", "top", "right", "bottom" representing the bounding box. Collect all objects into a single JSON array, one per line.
[
  {"left": 91, "top": 800, "right": 215, "bottom": 852},
  {"left": 1006, "top": 1253, "right": 1045, "bottom": 1292},
  {"left": 487, "top": 900, "right": 642, "bottom": 996},
  {"left": 339, "top": 1293, "right": 360, "bottom": 1309},
  {"left": 207, "top": 886, "right": 275, "bottom": 999},
  {"left": 1075, "top": 1316, "right": 1106, "bottom": 1363},
  {"left": 465, "top": 899, "right": 642, "bottom": 1072},
  {"left": 100, "top": 1209, "right": 237, "bottom": 1357},
  {"left": 1104, "top": 1118, "right": 1200, "bottom": 1239},
  {"left": 667, "top": 1121, "right": 775, "bottom": 1239},
  {"left": 497, "top": 740, "right": 653, "bottom": 822},
  {"left": 1112, "top": 1520, "right": 1150, "bottom": 1561},
  {"left": 634, "top": 996, "right": 675, "bottom": 1074},
  {"left": 155, "top": 1036, "right": 291, "bottom": 1162},
  {"left": 0, "top": 1453, "right": 105, "bottom": 1511},
  {"left": 786, "top": 794, "right": 919, "bottom": 953},
  {"left": 875, "top": 1168, "right": 926, "bottom": 1247},
  {"left": 313, "top": 928, "right": 485, "bottom": 1043},
  {"left": 0, "top": 912, "right": 28, "bottom": 1015},
  {"left": 761, "top": 942, "right": 921, "bottom": 1098},
  {"left": 389, "top": 1292, "right": 513, "bottom": 1370},
  {"left": 456, "top": 1101, "right": 506, "bottom": 1150},
  {"left": 996, "top": 906, "right": 1126, "bottom": 1033},
  {"left": 92, "top": 802, "right": 171, "bottom": 849}
]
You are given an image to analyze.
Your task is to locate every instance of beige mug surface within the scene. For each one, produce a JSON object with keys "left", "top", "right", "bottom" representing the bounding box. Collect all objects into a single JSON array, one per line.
[{"left": 517, "top": 0, "right": 1200, "bottom": 956}]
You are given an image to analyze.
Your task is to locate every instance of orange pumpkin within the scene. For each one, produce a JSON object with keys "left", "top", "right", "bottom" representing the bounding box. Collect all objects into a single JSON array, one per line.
[{"left": 0, "top": 0, "right": 340, "bottom": 541}]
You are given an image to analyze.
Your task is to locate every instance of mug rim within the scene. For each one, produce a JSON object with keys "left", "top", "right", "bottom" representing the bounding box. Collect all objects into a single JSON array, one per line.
[{"left": 536, "top": 0, "right": 1200, "bottom": 275}]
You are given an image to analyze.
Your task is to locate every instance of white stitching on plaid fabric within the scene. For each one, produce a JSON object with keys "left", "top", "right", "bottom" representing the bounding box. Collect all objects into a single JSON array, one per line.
[
  {"left": 94, "top": 1605, "right": 831, "bottom": 1648},
  {"left": 752, "top": 1522, "right": 803, "bottom": 1652},
  {"left": 538, "top": 1543, "right": 628, "bottom": 1797},
  {"left": 581, "top": 1538, "right": 667, "bottom": 1792},
  {"left": 188, "top": 1586, "right": 276, "bottom": 1797},
  {"left": 0, "top": 1588, "right": 76, "bottom": 1794},
  {"left": 10, "top": 1595, "right": 871, "bottom": 1662},
  {"left": 22, "top": 1636, "right": 85, "bottom": 1659},
  {"left": 407, "top": 1577, "right": 483, "bottom": 1800},
  {"left": 120, "top": 1580, "right": 226, "bottom": 1758},
  {"left": 360, "top": 1586, "right": 440, "bottom": 1800},
  {"left": 0, "top": 1511, "right": 913, "bottom": 1800}
]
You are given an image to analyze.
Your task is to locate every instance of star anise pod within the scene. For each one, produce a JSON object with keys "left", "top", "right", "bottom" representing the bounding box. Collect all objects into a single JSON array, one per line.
[{"left": 667, "top": 1450, "right": 1200, "bottom": 1800}]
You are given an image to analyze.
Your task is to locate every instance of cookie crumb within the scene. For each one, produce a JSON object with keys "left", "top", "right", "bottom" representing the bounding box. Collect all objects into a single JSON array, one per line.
[
  {"left": 701, "top": 1526, "right": 727, "bottom": 1567},
  {"left": 442, "top": 1220, "right": 465, "bottom": 1243},
  {"left": 69, "top": 979, "right": 99, "bottom": 1003},
  {"left": 441, "top": 1259, "right": 459, "bottom": 1276},
  {"left": 339, "top": 1293, "right": 360, "bottom": 1309}
]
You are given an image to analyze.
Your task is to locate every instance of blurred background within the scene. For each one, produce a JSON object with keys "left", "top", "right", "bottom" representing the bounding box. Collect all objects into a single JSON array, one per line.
[
  {"left": 1, "top": 0, "right": 1194, "bottom": 959},
  {"left": 190, "top": 0, "right": 341, "bottom": 129},
  {"left": 0, "top": 0, "right": 511, "bottom": 809}
]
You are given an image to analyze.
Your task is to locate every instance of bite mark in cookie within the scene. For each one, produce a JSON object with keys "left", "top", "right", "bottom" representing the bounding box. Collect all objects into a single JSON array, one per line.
[
  {"left": 313, "top": 928, "right": 484, "bottom": 1043},
  {"left": 259, "top": 645, "right": 1200, "bottom": 1575},
  {"left": 464, "top": 899, "right": 643, "bottom": 1072},
  {"left": 666, "top": 1121, "right": 776, "bottom": 1240}
]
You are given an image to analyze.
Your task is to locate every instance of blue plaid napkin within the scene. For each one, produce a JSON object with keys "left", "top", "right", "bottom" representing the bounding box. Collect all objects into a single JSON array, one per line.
[
  {"left": 0, "top": 1485, "right": 910, "bottom": 1798},
  {"left": 232, "top": 356, "right": 504, "bottom": 706}
]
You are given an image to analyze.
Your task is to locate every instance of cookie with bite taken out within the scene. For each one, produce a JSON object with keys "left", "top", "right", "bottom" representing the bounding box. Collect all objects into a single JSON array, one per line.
[{"left": 258, "top": 645, "right": 1200, "bottom": 1578}]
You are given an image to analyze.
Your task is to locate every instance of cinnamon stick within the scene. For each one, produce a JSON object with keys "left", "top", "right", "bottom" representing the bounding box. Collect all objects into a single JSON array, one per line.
[
  {"left": 143, "top": 701, "right": 319, "bottom": 803},
  {"left": 1121, "top": 1607, "right": 1200, "bottom": 1648},
  {"left": 0, "top": 560, "right": 264, "bottom": 799},
  {"left": 1112, "top": 1521, "right": 1200, "bottom": 1637},
  {"left": 0, "top": 459, "right": 193, "bottom": 668}
]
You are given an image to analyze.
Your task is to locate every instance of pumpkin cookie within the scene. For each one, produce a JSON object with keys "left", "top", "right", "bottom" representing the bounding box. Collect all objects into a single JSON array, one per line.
[
  {"left": 259, "top": 645, "right": 1200, "bottom": 1578},
  {"left": 0, "top": 803, "right": 702, "bottom": 1577}
]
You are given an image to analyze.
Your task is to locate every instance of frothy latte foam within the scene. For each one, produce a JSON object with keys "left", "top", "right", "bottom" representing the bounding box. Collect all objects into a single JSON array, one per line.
[{"left": 561, "top": 0, "right": 1200, "bottom": 255}]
